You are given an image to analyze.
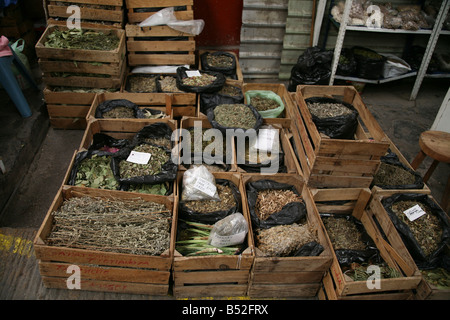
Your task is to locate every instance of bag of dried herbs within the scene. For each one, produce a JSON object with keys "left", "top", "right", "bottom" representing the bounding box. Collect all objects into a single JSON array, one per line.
[
  {"left": 207, "top": 103, "right": 263, "bottom": 134},
  {"left": 381, "top": 193, "right": 450, "bottom": 270},
  {"left": 125, "top": 74, "right": 161, "bottom": 93},
  {"left": 305, "top": 97, "right": 359, "bottom": 140},
  {"left": 68, "top": 150, "right": 119, "bottom": 190},
  {"left": 372, "top": 155, "right": 424, "bottom": 190},
  {"left": 321, "top": 213, "right": 380, "bottom": 267},
  {"left": 112, "top": 142, "right": 178, "bottom": 185},
  {"left": 199, "top": 83, "right": 244, "bottom": 115},
  {"left": 44, "top": 28, "right": 120, "bottom": 51},
  {"left": 179, "top": 178, "right": 242, "bottom": 225},
  {"left": 245, "top": 90, "right": 285, "bottom": 119},
  {"left": 176, "top": 67, "right": 225, "bottom": 93},
  {"left": 200, "top": 51, "right": 237, "bottom": 79},
  {"left": 87, "top": 133, "right": 130, "bottom": 154},
  {"left": 246, "top": 180, "right": 306, "bottom": 229},
  {"left": 352, "top": 46, "right": 387, "bottom": 80},
  {"left": 95, "top": 99, "right": 145, "bottom": 119},
  {"left": 132, "top": 122, "right": 174, "bottom": 151}
]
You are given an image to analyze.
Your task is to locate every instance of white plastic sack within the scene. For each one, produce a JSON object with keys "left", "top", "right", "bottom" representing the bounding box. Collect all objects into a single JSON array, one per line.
[
  {"left": 168, "top": 19, "right": 205, "bottom": 35},
  {"left": 181, "top": 165, "right": 220, "bottom": 201},
  {"left": 139, "top": 7, "right": 177, "bottom": 27},
  {"left": 208, "top": 213, "right": 249, "bottom": 247},
  {"left": 382, "top": 54, "right": 412, "bottom": 78},
  {"left": 131, "top": 65, "right": 190, "bottom": 74}
]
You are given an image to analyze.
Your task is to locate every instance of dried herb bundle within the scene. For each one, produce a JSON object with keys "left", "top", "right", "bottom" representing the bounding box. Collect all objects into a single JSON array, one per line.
[
  {"left": 75, "top": 154, "right": 118, "bottom": 190},
  {"left": 184, "top": 184, "right": 235, "bottom": 213},
  {"left": 129, "top": 76, "right": 157, "bottom": 92},
  {"left": 255, "top": 189, "right": 302, "bottom": 220},
  {"left": 373, "top": 163, "right": 416, "bottom": 186},
  {"left": 119, "top": 144, "right": 169, "bottom": 179},
  {"left": 307, "top": 101, "right": 353, "bottom": 118},
  {"left": 256, "top": 223, "right": 317, "bottom": 257},
  {"left": 250, "top": 96, "right": 280, "bottom": 111},
  {"left": 46, "top": 196, "right": 171, "bottom": 255},
  {"left": 44, "top": 28, "right": 119, "bottom": 51},
  {"left": 182, "top": 74, "right": 217, "bottom": 87},
  {"left": 213, "top": 104, "right": 256, "bottom": 129},
  {"left": 206, "top": 54, "right": 234, "bottom": 68},
  {"left": 322, "top": 216, "right": 366, "bottom": 250},
  {"left": 391, "top": 200, "right": 443, "bottom": 257},
  {"left": 102, "top": 106, "right": 135, "bottom": 119}
]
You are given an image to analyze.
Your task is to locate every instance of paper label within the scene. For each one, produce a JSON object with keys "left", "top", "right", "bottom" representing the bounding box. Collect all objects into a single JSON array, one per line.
[
  {"left": 209, "top": 230, "right": 247, "bottom": 247},
  {"left": 403, "top": 204, "right": 426, "bottom": 222},
  {"left": 253, "top": 129, "right": 277, "bottom": 151},
  {"left": 186, "top": 70, "right": 202, "bottom": 77},
  {"left": 193, "top": 177, "right": 217, "bottom": 198},
  {"left": 126, "top": 151, "right": 151, "bottom": 164}
]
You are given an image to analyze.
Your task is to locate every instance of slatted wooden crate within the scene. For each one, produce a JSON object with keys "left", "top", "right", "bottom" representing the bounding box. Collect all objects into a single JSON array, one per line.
[
  {"left": 368, "top": 190, "right": 450, "bottom": 300},
  {"left": 125, "top": 24, "right": 196, "bottom": 67},
  {"left": 125, "top": 0, "right": 194, "bottom": 24},
  {"left": 33, "top": 186, "right": 176, "bottom": 295},
  {"left": 313, "top": 188, "right": 422, "bottom": 299},
  {"left": 172, "top": 172, "right": 254, "bottom": 298},
  {"left": 241, "top": 173, "right": 333, "bottom": 298},
  {"left": 198, "top": 50, "right": 243, "bottom": 85},
  {"left": 289, "top": 85, "right": 390, "bottom": 188},
  {"left": 46, "top": 0, "right": 125, "bottom": 29},
  {"left": 35, "top": 25, "right": 126, "bottom": 89}
]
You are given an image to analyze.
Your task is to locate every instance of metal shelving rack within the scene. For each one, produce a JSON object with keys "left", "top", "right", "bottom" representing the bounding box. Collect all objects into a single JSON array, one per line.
[{"left": 313, "top": 0, "right": 450, "bottom": 100}]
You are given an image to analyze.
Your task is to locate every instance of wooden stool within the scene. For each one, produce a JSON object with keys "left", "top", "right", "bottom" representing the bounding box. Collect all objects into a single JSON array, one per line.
[{"left": 411, "top": 130, "right": 450, "bottom": 211}]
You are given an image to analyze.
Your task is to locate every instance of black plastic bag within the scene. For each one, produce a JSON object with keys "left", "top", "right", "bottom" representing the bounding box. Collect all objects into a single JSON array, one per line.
[
  {"left": 337, "top": 48, "right": 357, "bottom": 76},
  {"left": 132, "top": 122, "right": 175, "bottom": 150},
  {"left": 179, "top": 179, "right": 242, "bottom": 224},
  {"left": 246, "top": 179, "right": 307, "bottom": 229},
  {"left": 207, "top": 104, "right": 263, "bottom": 134},
  {"left": 372, "top": 157, "right": 424, "bottom": 190},
  {"left": 381, "top": 193, "right": 450, "bottom": 270},
  {"left": 305, "top": 97, "right": 359, "bottom": 139},
  {"left": 199, "top": 85, "right": 244, "bottom": 115},
  {"left": 352, "top": 46, "right": 387, "bottom": 80},
  {"left": 95, "top": 99, "right": 145, "bottom": 119},
  {"left": 200, "top": 51, "right": 237, "bottom": 78},
  {"left": 87, "top": 133, "right": 131, "bottom": 155},
  {"left": 176, "top": 67, "right": 225, "bottom": 93},
  {"left": 288, "top": 46, "right": 333, "bottom": 91},
  {"left": 294, "top": 241, "right": 324, "bottom": 257},
  {"left": 237, "top": 152, "right": 286, "bottom": 174},
  {"left": 320, "top": 213, "right": 380, "bottom": 267}
]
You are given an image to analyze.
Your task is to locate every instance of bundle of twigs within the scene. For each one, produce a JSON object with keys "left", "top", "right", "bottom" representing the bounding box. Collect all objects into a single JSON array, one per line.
[
  {"left": 46, "top": 196, "right": 172, "bottom": 256},
  {"left": 255, "top": 189, "right": 303, "bottom": 220}
]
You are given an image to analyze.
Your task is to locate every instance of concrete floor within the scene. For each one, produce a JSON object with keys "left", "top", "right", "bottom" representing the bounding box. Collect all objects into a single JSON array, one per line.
[{"left": 0, "top": 74, "right": 449, "bottom": 299}]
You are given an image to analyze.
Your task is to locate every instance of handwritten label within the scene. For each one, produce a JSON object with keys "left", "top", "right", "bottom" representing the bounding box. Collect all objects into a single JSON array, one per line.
[
  {"left": 193, "top": 177, "right": 217, "bottom": 198},
  {"left": 186, "top": 70, "right": 201, "bottom": 77},
  {"left": 253, "top": 129, "right": 277, "bottom": 151},
  {"left": 210, "top": 230, "right": 247, "bottom": 247},
  {"left": 126, "top": 151, "right": 151, "bottom": 164},
  {"left": 403, "top": 204, "right": 426, "bottom": 222}
]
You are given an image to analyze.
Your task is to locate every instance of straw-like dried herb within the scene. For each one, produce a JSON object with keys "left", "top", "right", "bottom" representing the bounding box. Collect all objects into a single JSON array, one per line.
[
  {"left": 159, "top": 75, "right": 183, "bottom": 92},
  {"left": 46, "top": 196, "right": 171, "bottom": 255},
  {"left": 307, "top": 101, "right": 353, "bottom": 118},
  {"left": 75, "top": 154, "right": 118, "bottom": 190},
  {"left": 44, "top": 28, "right": 119, "bottom": 51},
  {"left": 322, "top": 216, "right": 366, "bottom": 250},
  {"left": 255, "top": 189, "right": 302, "bottom": 221},
  {"left": 119, "top": 144, "right": 169, "bottom": 179},
  {"left": 184, "top": 184, "right": 235, "bottom": 213},
  {"left": 213, "top": 104, "right": 256, "bottom": 129},
  {"left": 129, "top": 76, "right": 157, "bottom": 92},
  {"left": 391, "top": 200, "right": 443, "bottom": 257},
  {"left": 373, "top": 163, "right": 416, "bottom": 186},
  {"left": 256, "top": 223, "right": 317, "bottom": 257}
]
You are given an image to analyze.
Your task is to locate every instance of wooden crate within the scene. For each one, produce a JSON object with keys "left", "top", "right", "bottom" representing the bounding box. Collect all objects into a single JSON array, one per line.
[
  {"left": 125, "top": 0, "right": 194, "bottom": 24},
  {"left": 36, "top": 25, "right": 126, "bottom": 89},
  {"left": 33, "top": 186, "right": 176, "bottom": 295},
  {"left": 368, "top": 190, "right": 450, "bottom": 300},
  {"left": 172, "top": 172, "right": 254, "bottom": 298},
  {"left": 289, "top": 85, "right": 390, "bottom": 188},
  {"left": 46, "top": 0, "right": 125, "bottom": 29},
  {"left": 312, "top": 188, "right": 422, "bottom": 299},
  {"left": 198, "top": 50, "right": 243, "bottom": 85},
  {"left": 125, "top": 23, "right": 195, "bottom": 67},
  {"left": 196, "top": 79, "right": 243, "bottom": 118},
  {"left": 241, "top": 173, "right": 333, "bottom": 298},
  {"left": 43, "top": 86, "right": 101, "bottom": 129}
]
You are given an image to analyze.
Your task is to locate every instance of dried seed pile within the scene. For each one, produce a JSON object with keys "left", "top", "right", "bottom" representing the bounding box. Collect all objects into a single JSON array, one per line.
[
  {"left": 75, "top": 154, "right": 118, "bottom": 190},
  {"left": 184, "top": 184, "right": 235, "bottom": 213},
  {"left": 250, "top": 96, "right": 279, "bottom": 111},
  {"left": 213, "top": 104, "right": 256, "bottom": 129},
  {"left": 373, "top": 163, "right": 416, "bottom": 186},
  {"left": 129, "top": 76, "right": 157, "bottom": 92},
  {"left": 256, "top": 223, "right": 317, "bottom": 257},
  {"left": 206, "top": 54, "right": 233, "bottom": 68},
  {"left": 46, "top": 196, "right": 171, "bottom": 255},
  {"left": 44, "top": 28, "right": 119, "bottom": 51},
  {"left": 307, "top": 101, "right": 353, "bottom": 118},
  {"left": 182, "top": 74, "right": 217, "bottom": 87},
  {"left": 159, "top": 76, "right": 183, "bottom": 92},
  {"left": 391, "top": 200, "right": 443, "bottom": 257},
  {"left": 102, "top": 106, "right": 135, "bottom": 119},
  {"left": 119, "top": 144, "right": 169, "bottom": 179},
  {"left": 255, "top": 189, "right": 302, "bottom": 220},
  {"left": 322, "top": 216, "right": 366, "bottom": 250}
]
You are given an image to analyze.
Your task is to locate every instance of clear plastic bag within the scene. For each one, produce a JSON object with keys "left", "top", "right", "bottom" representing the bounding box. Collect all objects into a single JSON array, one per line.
[
  {"left": 139, "top": 7, "right": 177, "bottom": 27},
  {"left": 168, "top": 19, "right": 205, "bottom": 35},
  {"left": 208, "top": 213, "right": 249, "bottom": 247},
  {"left": 181, "top": 165, "right": 220, "bottom": 201}
]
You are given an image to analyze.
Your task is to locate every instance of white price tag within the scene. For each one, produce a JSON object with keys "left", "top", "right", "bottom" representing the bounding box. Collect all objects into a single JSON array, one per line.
[
  {"left": 186, "top": 70, "right": 201, "bottom": 77},
  {"left": 193, "top": 177, "right": 217, "bottom": 198},
  {"left": 126, "top": 151, "right": 151, "bottom": 164},
  {"left": 403, "top": 204, "right": 426, "bottom": 222},
  {"left": 253, "top": 129, "right": 277, "bottom": 151}
]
